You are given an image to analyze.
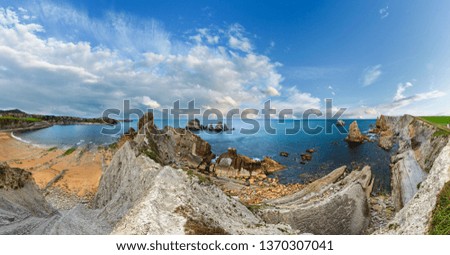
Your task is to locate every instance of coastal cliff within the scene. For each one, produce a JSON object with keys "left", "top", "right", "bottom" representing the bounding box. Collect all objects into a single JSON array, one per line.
[
  {"left": 260, "top": 166, "right": 374, "bottom": 234},
  {"left": 0, "top": 109, "right": 118, "bottom": 132},
  {"left": 376, "top": 115, "right": 450, "bottom": 234},
  {"left": 95, "top": 142, "right": 293, "bottom": 234},
  {"left": 1, "top": 113, "right": 448, "bottom": 235}
]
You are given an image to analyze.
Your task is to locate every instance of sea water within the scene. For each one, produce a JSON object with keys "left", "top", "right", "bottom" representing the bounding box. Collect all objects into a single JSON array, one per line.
[{"left": 13, "top": 119, "right": 395, "bottom": 193}]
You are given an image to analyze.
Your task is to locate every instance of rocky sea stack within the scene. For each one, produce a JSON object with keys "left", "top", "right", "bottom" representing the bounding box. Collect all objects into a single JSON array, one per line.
[
  {"left": 1, "top": 114, "right": 449, "bottom": 235},
  {"left": 346, "top": 121, "right": 369, "bottom": 143}
]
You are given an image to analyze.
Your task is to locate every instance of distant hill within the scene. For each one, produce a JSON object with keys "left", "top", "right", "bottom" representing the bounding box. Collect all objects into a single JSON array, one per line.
[
  {"left": 0, "top": 109, "right": 118, "bottom": 131},
  {"left": 0, "top": 109, "right": 27, "bottom": 115}
]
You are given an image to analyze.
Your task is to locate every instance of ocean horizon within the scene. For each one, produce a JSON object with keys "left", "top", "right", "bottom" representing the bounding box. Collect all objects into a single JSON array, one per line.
[{"left": 13, "top": 118, "right": 393, "bottom": 194}]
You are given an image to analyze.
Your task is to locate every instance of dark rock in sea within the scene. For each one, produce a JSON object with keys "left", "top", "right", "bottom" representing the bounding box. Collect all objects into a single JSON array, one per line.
[
  {"left": 186, "top": 118, "right": 202, "bottom": 131},
  {"left": 279, "top": 151, "right": 289, "bottom": 157},
  {"left": 214, "top": 121, "right": 229, "bottom": 132},
  {"left": 138, "top": 112, "right": 157, "bottom": 131},
  {"left": 301, "top": 153, "right": 312, "bottom": 161},
  {"left": 306, "top": 148, "right": 316, "bottom": 154},
  {"left": 336, "top": 119, "right": 345, "bottom": 126},
  {"left": 214, "top": 148, "right": 284, "bottom": 177}
]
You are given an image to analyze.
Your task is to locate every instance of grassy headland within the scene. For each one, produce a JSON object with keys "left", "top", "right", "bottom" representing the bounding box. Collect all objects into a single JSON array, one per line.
[
  {"left": 429, "top": 181, "right": 450, "bottom": 235},
  {"left": 0, "top": 116, "right": 42, "bottom": 122},
  {"left": 417, "top": 116, "right": 450, "bottom": 137}
]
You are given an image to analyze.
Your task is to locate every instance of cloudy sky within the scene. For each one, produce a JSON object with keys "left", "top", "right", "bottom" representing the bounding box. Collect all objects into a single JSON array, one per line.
[{"left": 0, "top": 0, "right": 449, "bottom": 118}]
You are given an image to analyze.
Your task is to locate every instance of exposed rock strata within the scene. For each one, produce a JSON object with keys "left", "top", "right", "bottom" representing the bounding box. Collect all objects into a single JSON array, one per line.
[
  {"left": 373, "top": 115, "right": 450, "bottom": 234},
  {"left": 186, "top": 119, "right": 201, "bottom": 131},
  {"left": 376, "top": 140, "right": 450, "bottom": 234},
  {"left": 137, "top": 113, "right": 215, "bottom": 171},
  {"left": 371, "top": 115, "right": 395, "bottom": 150},
  {"left": 214, "top": 148, "right": 285, "bottom": 178},
  {"left": 260, "top": 166, "right": 374, "bottom": 234},
  {"left": 388, "top": 115, "right": 449, "bottom": 211},
  {"left": 0, "top": 163, "right": 110, "bottom": 234},
  {"left": 96, "top": 142, "right": 293, "bottom": 234}
]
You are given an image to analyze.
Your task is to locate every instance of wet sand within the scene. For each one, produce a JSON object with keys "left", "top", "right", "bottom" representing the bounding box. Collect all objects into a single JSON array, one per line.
[{"left": 0, "top": 132, "right": 111, "bottom": 198}]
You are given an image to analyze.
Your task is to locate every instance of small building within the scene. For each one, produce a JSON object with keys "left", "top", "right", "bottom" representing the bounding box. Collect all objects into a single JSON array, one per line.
[{"left": 447, "top": 124, "right": 450, "bottom": 129}]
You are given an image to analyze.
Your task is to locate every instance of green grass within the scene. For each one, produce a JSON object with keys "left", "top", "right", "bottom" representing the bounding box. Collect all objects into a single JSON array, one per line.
[
  {"left": 143, "top": 149, "right": 159, "bottom": 162},
  {"left": 433, "top": 130, "right": 450, "bottom": 137},
  {"left": 62, "top": 147, "right": 76, "bottom": 156},
  {"left": 47, "top": 147, "right": 57, "bottom": 152},
  {"left": 418, "top": 116, "right": 450, "bottom": 137},
  {"left": 0, "top": 116, "right": 42, "bottom": 122},
  {"left": 108, "top": 142, "right": 118, "bottom": 150},
  {"left": 421, "top": 116, "right": 450, "bottom": 125},
  {"left": 429, "top": 181, "right": 450, "bottom": 235},
  {"left": 245, "top": 203, "right": 266, "bottom": 213}
]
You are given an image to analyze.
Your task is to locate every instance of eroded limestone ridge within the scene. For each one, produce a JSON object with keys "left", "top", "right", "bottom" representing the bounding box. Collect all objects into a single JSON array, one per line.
[
  {"left": 214, "top": 147, "right": 285, "bottom": 178},
  {"left": 260, "top": 166, "right": 374, "bottom": 234},
  {"left": 0, "top": 162, "right": 33, "bottom": 190},
  {"left": 369, "top": 115, "right": 395, "bottom": 150},
  {"left": 376, "top": 115, "right": 450, "bottom": 234},
  {"left": 2, "top": 113, "right": 447, "bottom": 235}
]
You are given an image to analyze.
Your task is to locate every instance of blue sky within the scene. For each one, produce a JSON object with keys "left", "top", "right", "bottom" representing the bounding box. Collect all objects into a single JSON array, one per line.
[{"left": 0, "top": 0, "right": 449, "bottom": 118}]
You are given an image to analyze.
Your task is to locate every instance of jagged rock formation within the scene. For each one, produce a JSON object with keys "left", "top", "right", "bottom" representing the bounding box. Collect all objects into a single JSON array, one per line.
[
  {"left": 0, "top": 143, "right": 293, "bottom": 234},
  {"left": 137, "top": 113, "right": 215, "bottom": 171},
  {"left": 184, "top": 119, "right": 230, "bottom": 132},
  {"left": 214, "top": 121, "right": 229, "bottom": 132},
  {"left": 214, "top": 148, "right": 285, "bottom": 178},
  {"left": 186, "top": 119, "right": 201, "bottom": 131},
  {"left": 375, "top": 115, "right": 450, "bottom": 234},
  {"left": 388, "top": 115, "right": 449, "bottom": 211},
  {"left": 346, "top": 121, "right": 368, "bottom": 143},
  {"left": 377, "top": 140, "right": 450, "bottom": 234},
  {"left": 0, "top": 162, "right": 111, "bottom": 234},
  {"left": 371, "top": 115, "right": 395, "bottom": 150},
  {"left": 95, "top": 142, "right": 293, "bottom": 234},
  {"left": 259, "top": 166, "right": 374, "bottom": 234},
  {"left": 0, "top": 163, "right": 57, "bottom": 234}
]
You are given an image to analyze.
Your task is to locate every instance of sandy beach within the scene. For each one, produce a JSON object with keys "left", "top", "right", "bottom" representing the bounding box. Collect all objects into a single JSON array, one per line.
[{"left": 0, "top": 132, "right": 111, "bottom": 198}]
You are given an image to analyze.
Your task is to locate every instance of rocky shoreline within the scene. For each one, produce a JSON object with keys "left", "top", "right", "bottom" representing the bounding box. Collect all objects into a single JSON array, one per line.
[
  {"left": 0, "top": 114, "right": 449, "bottom": 234},
  {"left": 0, "top": 109, "right": 118, "bottom": 132}
]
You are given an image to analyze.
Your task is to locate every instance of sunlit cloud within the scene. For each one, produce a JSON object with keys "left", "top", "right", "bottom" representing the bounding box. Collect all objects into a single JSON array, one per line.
[{"left": 361, "top": 64, "right": 382, "bottom": 86}]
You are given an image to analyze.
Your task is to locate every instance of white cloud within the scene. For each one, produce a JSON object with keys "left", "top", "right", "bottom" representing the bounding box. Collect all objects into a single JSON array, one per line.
[
  {"left": 266, "top": 86, "right": 280, "bottom": 96},
  {"left": 227, "top": 24, "right": 253, "bottom": 52},
  {"left": 393, "top": 82, "right": 413, "bottom": 101},
  {"left": 271, "top": 87, "right": 321, "bottom": 118},
  {"left": 379, "top": 6, "right": 389, "bottom": 19},
  {"left": 190, "top": 28, "right": 219, "bottom": 45},
  {"left": 344, "top": 81, "right": 446, "bottom": 118},
  {"left": 364, "top": 108, "right": 378, "bottom": 115},
  {"left": 361, "top": 64, "right": 382, "bottom": 86},
  {"left": 139, "top": 96, "right": 161, "bottom": 108},
  {"left": 0, "top": 5, "right": 295, "bottom": 117},
  {"left": 327, "top": 85, "right": 336, "bottom": 96}
]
